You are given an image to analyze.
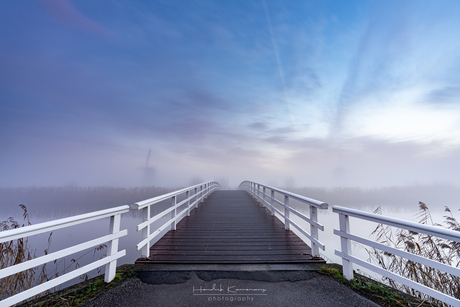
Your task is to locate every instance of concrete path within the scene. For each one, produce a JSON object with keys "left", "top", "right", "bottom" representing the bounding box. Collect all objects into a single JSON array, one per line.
[{"left": 84, "top": 265, "right": 379, "bottom": 307}]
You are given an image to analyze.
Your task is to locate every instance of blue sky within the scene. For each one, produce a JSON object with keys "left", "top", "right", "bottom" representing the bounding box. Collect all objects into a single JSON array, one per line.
[{"left": 1, "top": 0, "right": 460, "bottom": 188}]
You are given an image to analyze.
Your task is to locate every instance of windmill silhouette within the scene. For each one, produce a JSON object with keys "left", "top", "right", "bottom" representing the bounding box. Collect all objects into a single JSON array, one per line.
[{"left": 141, "top": 150, "right": 155, "bottom": 186}]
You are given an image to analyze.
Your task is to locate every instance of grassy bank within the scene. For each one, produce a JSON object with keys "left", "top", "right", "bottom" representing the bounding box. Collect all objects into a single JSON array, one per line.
[
  {"left": 319, "top": 264, "right": 435, "bottom": 307},
  {"left": 18, "top": 264, "right": 142, "bottom": 307}
]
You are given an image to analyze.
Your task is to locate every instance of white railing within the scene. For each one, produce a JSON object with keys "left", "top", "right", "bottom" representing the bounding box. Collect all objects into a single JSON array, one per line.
[
  {"left": 0, "top": 205, "right": 129, "bottom": 306},
  {"left": 333, "top": 205, "right": 460, "bottom": 306},
  {"left": 131, "top": 181, "right": 221, "bottom": 258},
  {"left": 238, "top": 180, "right": 328, "bottom": 257}
]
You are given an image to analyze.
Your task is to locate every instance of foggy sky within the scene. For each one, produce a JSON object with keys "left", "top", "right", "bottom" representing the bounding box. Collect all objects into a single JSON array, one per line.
[{"left": 1, "top": 0, "right": 460, "bottom": 188}]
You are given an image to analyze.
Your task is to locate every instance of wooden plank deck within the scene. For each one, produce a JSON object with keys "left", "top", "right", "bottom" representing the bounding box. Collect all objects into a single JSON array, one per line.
[{"left": 135, "top": 190, "right": 325, "bottom": 264}]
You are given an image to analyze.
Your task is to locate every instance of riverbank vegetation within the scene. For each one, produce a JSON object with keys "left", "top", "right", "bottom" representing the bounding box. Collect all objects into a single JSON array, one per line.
[
  {"left": 367, "top": 202, "right": 460, "bottom": 306},
  {"left": 0, "top": 205, "right": 52, "bottom": 301},
  {"left": 0, "top": 205, "right": 107, "bottom": 304},
  {"left": 319, "top": 264, "right": 434, "bottom": 307}
]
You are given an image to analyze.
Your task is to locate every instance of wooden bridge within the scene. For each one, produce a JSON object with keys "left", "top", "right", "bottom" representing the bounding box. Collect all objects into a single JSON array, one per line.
[
  {"left": 135, "top": 190, "right": 324, "bottom": 264},
  {"left": 4, "top": 180, "right": 460, "bottom": 306}
]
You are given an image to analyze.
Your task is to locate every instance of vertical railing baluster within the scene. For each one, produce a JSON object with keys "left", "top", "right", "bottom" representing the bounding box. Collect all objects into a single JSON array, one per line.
[
  {"left": 105, "top": 213, "right": 121, "bottom": 282},
  {"left": 141, "top": 205, "right": 150, "bottom": 258},
  {"left": 284, "top": 195, "right": 290, "bottom": 230},
  {"left": 186, "top": 190, "right": 191, "bottom": 216},
  {"left": 199, "top": 185, "right": 203, "bottom": 206},
  {"left": 270, "top": 190, "right": 275, "bottom": 215},
  {"left": 339, "top": 213, "right": 353, "bottom": 280},
  {"left": 262, "top": 187, "right": 266, "bottom": 208},
  {"left": 310, "top": 205, "right": 319, "bottom": 257},
  {"left": 195, "top": 187, "right": 198, "bottom": 208},
  {"left": 171, "top": 195, "right": 177, "bottom": 230}
]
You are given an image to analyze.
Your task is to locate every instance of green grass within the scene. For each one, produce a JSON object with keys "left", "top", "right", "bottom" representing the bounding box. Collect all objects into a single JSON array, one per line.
[
  {"left": 31, "top": 269, "right": 137, "bottom": 307},
  {"left": 318, "top": 265, "right": 433, "bottom": 307}
]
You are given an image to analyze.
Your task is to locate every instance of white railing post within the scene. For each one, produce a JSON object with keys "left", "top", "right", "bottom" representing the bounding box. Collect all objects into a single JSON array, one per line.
[
  {"left": 270, "top": 190, "right": 275, "bottom": 215},
  {"left": 262, "top": 187, "right": 266, "bottom": 208},
  {"left": 141, "top": 206, "right": 150, "bottom": 258},
  {"left": 104, "top": 213, "right": 121, "bottom": 282},
  {"left": 171, "top": 195, "right": 177, "bottom": 230},
  {"left": 284, "top": 195, "right": 290, "bottom": 230},
  {"left": 339, "top": 213, "right": 353, "bottom": 280},
  {"left": 199, "top": 185, "right": 203, "bottom": 206},
  {"left": 310, "top": 206, "right": 319, "bottom": 257},
  {"left": 186, "top": 190, "right": 191, "bottom": 216},
  {"left": 194, "top": 187, "right": 198, "bottom": 208}
]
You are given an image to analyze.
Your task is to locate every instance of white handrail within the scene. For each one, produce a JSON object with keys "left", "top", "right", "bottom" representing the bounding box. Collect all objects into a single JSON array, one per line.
[
  {"left": 333, "top": 205, "right": 460, "bottom": 306},
  {"left": 0, "top": 206, "right": 129, "bottom": 243},
  {"left": 238, "top": 180, "right": 328, "bottom": 257},
  {"left": 131, "top": 181, "right": 221, "bottom": 258},
  {"left": 0, "top": 205, "right": 129, "bottom": 306}
]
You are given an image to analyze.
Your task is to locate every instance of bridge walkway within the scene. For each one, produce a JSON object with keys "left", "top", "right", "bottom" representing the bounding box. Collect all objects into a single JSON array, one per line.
[{"left": 136, "top": 190, "right": 325, "bottom": 264}]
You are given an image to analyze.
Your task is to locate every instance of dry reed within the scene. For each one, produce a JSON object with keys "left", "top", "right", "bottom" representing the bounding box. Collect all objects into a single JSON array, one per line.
[
  {"left": 368, "top": 202, "right": 460, "bottom": 306},
  {"left": 0, "top": 204, "right": 52, "bottom": 301},
  {"left": 0, "top": 204, "right": 106, "bottom": 304}
]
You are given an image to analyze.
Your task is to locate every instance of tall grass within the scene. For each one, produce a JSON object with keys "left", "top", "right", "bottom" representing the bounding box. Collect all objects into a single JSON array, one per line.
[
  {"left": 368, "top": 202, "right": 460, "bottom": 306},
  {"left": 0, "top": 205, "right": 107, "bottom": 304},
  {"left": 0, "top": 205, "right": 52, "bottom": 301}
]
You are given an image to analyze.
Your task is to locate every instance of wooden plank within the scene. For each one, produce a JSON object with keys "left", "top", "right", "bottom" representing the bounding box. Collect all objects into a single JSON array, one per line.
[{"left": 135, "top": 190, "right": 325, "bottom": 264}]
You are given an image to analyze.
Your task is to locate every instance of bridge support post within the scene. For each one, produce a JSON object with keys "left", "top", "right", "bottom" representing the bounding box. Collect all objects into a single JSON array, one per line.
[
  {"left": 141, "top": 206, "right": 150, "bottom": 258},
  {"left": 284, "top": 195, "right": 290, "bottom": 230},
  {"left": 105, "top": 213, "right": 121, "bottom": 282},
  {"left": 339, "top": 213, "right": 353, "bottom": 280},
  {"left": 310, "top": 206, "right": 319, "bottom": 256},
  {"left": 171, "top": 196, "right": 177, "bottom": 230}
]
